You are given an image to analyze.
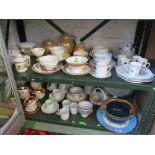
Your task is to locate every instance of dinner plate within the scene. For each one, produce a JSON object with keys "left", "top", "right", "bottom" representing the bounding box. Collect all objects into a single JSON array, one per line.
[
  {"left": 41, "top": 102, "right": 59, "bottom": 114},
  {"left": 62, "top": 63, "right": 92, "bottom": 76},
  {"left": 96, "top": 108, "right": 137, "bottom": 133},
  {"left": 32, "top": 63, "right": 62, "bottom": 74}
]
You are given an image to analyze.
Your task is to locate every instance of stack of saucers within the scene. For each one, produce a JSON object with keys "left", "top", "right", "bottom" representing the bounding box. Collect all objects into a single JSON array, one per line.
[{"left": 97, "top": 98, "right": 137, "bottom": 133}]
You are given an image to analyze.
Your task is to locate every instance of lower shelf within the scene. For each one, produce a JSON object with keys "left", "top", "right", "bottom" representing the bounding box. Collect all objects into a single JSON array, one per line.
[{"left": 25, "top": 109, "right": 138, "bottom": 135}]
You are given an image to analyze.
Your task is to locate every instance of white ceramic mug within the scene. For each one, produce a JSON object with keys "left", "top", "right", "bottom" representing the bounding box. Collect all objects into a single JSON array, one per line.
[
  {"left": 93, "top": 63, "right": 112, "bottom": 77},
  {"left": 50, "top": 46, "right": 65, "bottom": 61},
  {"left": 132, "top": 55, "right": 142, "bottom": 62},
  {"left": 60, "top": 107, "right": 70, "bottom": 120},
  {"left": 117, "top": 57, "right": 130, "bottom": 66},
  {"left": 129, "top": 62, "right": 142, "bottom": 77},
  {"left": 62, "top": 100, "right": 71, "bottom": 108},
  {"left": 137, "top": 57, "right": 150, "bottom": 67},
  {"left": 70, "top": 102, "right": 78, "bottom": 115}
]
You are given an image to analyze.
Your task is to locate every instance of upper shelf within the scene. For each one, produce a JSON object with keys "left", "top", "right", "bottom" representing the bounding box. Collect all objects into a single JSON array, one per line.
[{"left": 13, "top": 59, "right": 155, "bottom": 91}]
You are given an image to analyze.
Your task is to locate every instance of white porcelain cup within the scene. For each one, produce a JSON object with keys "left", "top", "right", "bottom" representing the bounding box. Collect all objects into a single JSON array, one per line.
[
  {"left": 62, "top": 100, "right": 71, "bottom": 108},
  {"left": 60, "top": 107, "right": 70, "bottom": 120},
  {"left": 70, "top": 102, "right": 78, "bottom": 114},
  {"left": 118, "top": 54, "right": 126, "bottom": 60},
  {"left": 129, "top": 62, "right": 143, "bottom": 77},
  {"left": 93, "top": 52, "right": 112, "bottom": 64},
  {"left": 137, "top": 57, "right": 150, "bottom": 67},
  {"left": 93, "top": 63, "right": 112, "bottom": 77},
  {"left": 93, "top": 45, "right": 108, "bottom": 52},
  {"left": 132, "top": 55, "right": 142, "bottom": 62},
  {"left": 50, "top": 46, "right": 65, "bottom": 61},
  {"left": 117, "top": 57, "right": 130, "bottom": 66},
  {"left": 31, "top": 81, "right": 42, "bottom": 89}
]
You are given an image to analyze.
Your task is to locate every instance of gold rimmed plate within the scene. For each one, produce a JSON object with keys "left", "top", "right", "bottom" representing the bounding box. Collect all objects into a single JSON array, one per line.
[
  {"left": 62, "top": 63, "right": 92, "bottom": 76},
  {"left": 32, "top": 63, "right": 63, "bottom": 74}
]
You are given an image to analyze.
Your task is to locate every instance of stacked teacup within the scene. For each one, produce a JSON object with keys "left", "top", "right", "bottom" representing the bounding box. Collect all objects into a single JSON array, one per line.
[{"left": 91, "top": 46, "right": 112, "bottom": 78}]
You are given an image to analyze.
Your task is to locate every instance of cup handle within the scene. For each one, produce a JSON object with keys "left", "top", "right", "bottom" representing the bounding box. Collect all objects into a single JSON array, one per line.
[
  {"left": 146, "top": 62, "right": 150, "bottom": 68},
  {"left": 26, "top": 59, "right": 30, "bottom": 66},
  {"left": 107, "top": 66, "right": 112, "bottom": 73}
]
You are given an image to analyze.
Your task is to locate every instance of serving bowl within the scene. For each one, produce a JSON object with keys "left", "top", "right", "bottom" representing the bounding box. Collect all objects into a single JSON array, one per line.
[
  {"left": 101, "top": 98, "right": 136, "bottom": 122},
  {"left": 31, "top": 48, "right": 45, "bottom": 57},
  {"left": 38, "top": 55, "right": 58, "bottom": 70},
  {"left": 66, "top": 56, "right": 88, "bottom": 67}
]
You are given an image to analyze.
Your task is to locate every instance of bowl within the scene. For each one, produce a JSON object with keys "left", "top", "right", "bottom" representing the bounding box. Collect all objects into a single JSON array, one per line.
[
  {"left": 31, "top": 48, "right": 45, "bottom": 57},
  {"left": 101, "top": 98, "right": 136, "bottom": 122},
  {"left": 38, "top": 55, "right": 58, "bottom": 70},
  {"left": 66, "top": 56, "right": 88, "bottom": 67}
]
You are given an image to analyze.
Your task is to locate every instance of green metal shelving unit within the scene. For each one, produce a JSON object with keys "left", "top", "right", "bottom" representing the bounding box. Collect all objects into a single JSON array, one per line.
[{"left": 13, "top": 60, "right": 155, "bottom": 134}]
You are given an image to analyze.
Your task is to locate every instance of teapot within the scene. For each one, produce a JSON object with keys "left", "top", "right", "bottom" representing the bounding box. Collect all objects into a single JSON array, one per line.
[
  {"left": 89, "top": 88, "right": 108, "bottom": 105},
  {"left": 59, "top": 33, "right": 76, "bottom": 55},
  {"left": 119, "top": 41, "right": 135, "bottom": 58}
]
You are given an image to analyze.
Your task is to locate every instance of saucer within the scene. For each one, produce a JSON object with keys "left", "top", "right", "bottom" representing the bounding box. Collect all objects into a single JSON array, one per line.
[
  {"left": 32, "top": 63, "right": 63, "bottom": 74},
  {"left": 41, "top": 102, "right": 59, "bottom": 114},
  {"left": 96, "top": 108, "right": 137, "bottom": 133},
  {"left": 62, "top": 63, "right": 92, "bottom": 76},
  {"left": 90, "top": 71, "right": 111, "bottom": 79},
  {"left": 115, "top": 65, "right": 154, "bottom": 83},
  {"left": 24, "top": 102, "right": 41, "bottom": 115}
]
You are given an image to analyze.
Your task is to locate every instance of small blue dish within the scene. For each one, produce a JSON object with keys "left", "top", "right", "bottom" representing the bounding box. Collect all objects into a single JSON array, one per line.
[{"left": 96, "top": 108, "right": 137, "bottom": 133}]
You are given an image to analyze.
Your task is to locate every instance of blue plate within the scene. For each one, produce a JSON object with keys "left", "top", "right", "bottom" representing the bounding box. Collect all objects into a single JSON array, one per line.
[{"left": 96, "top": 108, "right": 137, "bottom": 133}]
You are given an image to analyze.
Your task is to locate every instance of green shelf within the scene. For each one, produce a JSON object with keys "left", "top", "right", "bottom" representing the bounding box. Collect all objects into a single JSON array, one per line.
[
  {"left": 13, "top": 66, "right": 154, "bottom": 91},
  {"left": 25, "top": 109, "right": 137, "bottom": 134}
]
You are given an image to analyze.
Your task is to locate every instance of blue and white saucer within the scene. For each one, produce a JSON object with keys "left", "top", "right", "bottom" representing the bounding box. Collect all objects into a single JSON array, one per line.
[{"left": 96, "top": 108, "right": 137, "bottom": 133}]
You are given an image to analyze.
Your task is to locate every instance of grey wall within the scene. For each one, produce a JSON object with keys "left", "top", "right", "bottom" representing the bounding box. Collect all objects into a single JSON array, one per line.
[{"left": 24, "top": 19, "right": 137, "bottom": 52}]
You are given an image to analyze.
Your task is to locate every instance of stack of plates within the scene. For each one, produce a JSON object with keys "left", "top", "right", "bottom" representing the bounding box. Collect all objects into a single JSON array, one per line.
[
  {"left": 96, "top": 108, "right": 137, "bottom": 133},
  {"left": 115, "top": 65, "right": 154, "bottom": 83}
]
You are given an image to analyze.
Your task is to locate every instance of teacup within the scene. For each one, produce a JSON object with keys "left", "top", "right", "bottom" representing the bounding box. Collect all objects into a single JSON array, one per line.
[
  {"left": 18, "top": 86, "right": 30, "bottom": 96},
  {"left": 137, "top": 57, "right": 150, "bottom": 67},
  {"left": 68, "top": 65, "right": 85, "bottom": 73},
  {"left": 117, "top": 57, "right": 130, "bottom": 66},
  {"left": 31, "top": 47, "right": 45, "bottom": 57},
  {"left": 50, "top": 46, "right": 65, "bottom": 61},
  {"left": 78, "top": 101, "right": 93, "bottom": 118},
  {"left": 93, "top": 63, "right": 112, "bottom": 77},
  {"left": 38, "top": 55, "right": 58, "bottom": 71},
  {"left": 93, "top": 51, "right": 112, "bottom": 64},
  {"left": 132, "top": 55, "right": 142, "bottom": 62},
  {"left": 129, "top": 62, "right": 142, "bottom": 77},
  {"left": 60, "top": 107, "right": 70, "bottom": 120},
  {"left": 24, "top": 96, "right": 38, "bottom": 112},
  {"left": 31, "top": 81, "right": 42, "bottom": 89},
  {"left": 14, "top": 55, "right": 30, "bottom": 73},
  {"left": 33, "top": 88, "right": 45, "bottom": 99}
]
